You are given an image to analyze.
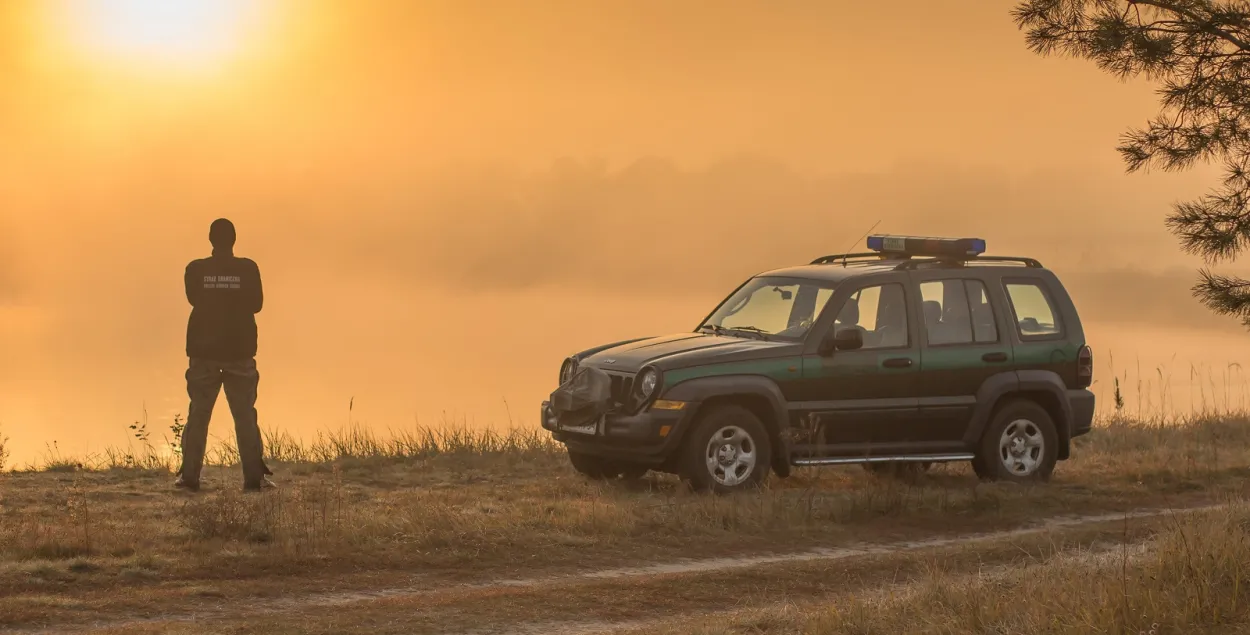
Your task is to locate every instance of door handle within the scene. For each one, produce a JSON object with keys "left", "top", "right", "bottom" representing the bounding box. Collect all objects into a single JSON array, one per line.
[
  {"left": 982, "top": 352, "right": 1008, "bottom": 363},
  {"left": 882, "top": 357, "right": 913, "bottom": 368}
]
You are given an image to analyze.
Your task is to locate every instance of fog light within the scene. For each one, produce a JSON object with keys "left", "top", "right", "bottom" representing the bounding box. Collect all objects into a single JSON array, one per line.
[{"left": 659, "top": 425, "right": 672, "bottom": 437}]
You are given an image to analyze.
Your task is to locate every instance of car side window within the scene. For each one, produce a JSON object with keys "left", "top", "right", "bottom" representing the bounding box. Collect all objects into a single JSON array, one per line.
[
  {"left": 918, "top": 280, "right": 975, "bottom": 345},
  {"left": 964, "top": 279, "right": 998, "bottom": 343},
  {"left": 831, "top": 283, "right": 908, "bottom": 349},
  {"left": 1004, "top": 281, "right": 1062, "bottom": 337}
]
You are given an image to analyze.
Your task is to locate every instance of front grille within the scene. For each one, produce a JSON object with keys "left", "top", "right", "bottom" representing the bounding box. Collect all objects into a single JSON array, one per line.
[{"left": 607, "top": 372, "right": 635, "bottom": 409}]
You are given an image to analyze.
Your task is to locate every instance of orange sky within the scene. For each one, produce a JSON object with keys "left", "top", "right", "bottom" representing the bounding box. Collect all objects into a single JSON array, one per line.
[{"left": 2, "top": 1, "right": 1248, "bottom": 464}]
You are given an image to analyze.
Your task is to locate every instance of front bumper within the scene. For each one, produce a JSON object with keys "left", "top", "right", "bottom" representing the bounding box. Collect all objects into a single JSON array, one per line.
[{"left": 540, "top": 400, "right": 696, "bottom": 465}]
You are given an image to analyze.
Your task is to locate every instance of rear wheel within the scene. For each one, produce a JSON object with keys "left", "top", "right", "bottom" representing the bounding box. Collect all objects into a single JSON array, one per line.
[
  {"left": 681, "top": 404, "right": 772, "bottom": 494},
  {"left": 973, "top": 399, "right": 1058, "bottom": 483}
]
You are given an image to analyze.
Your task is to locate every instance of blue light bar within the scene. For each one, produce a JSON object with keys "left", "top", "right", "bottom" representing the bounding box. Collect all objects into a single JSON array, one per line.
[{"left": 866, "top": 234, "right": 986, "bottom": 258}]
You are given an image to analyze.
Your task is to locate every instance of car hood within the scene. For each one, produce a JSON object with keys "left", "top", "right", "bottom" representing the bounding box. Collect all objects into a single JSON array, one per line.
[{"left": 578, "top": 332, "right": 793, "bottom": 373}]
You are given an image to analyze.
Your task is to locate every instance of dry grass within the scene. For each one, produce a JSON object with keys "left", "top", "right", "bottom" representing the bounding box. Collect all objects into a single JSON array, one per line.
[
  {"left": 9, "top": 417, "right": 562, "bottom": 473},
  {"left": 95, "top": 512, "right": 1204, "bottom": 635},
  {"left": 1, "top": 412, "right": 1250, "bottom": 632},
  {"left": 0, "top": 425, "right": 9, "bottom": 472},
  {"left": 14, "top": 502, "right": 1243, "bottom": 634},
  {"left": 621, "top": 501, "right": 1250, "bottom": 635}
]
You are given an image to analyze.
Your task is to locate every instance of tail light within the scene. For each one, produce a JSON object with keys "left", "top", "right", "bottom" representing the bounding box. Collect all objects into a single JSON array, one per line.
[{"left": 1076, "top": 345, "right": 1093, "bottom": 388}]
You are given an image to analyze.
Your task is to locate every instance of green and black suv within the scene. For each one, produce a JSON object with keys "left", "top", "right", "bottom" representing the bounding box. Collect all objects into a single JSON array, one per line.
[{"left": 541, "top": 235, "right": 1095, "bottom": 493}]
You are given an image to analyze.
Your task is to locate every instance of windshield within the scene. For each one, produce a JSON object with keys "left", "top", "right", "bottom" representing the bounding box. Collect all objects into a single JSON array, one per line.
[{"left": 699, "top": 276, "right": 837, "bottom": 341}]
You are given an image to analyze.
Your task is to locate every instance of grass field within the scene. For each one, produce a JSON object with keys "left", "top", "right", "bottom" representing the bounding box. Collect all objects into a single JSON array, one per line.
[{"left": 1, "top": 411, "right": 1250, "bottom": 633}]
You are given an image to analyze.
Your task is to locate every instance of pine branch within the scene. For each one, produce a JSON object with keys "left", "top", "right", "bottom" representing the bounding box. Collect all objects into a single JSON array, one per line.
[
  {"left": 1165, "top": 153, "right": 1250, "bottom": 260},
  {"left": 1192, "top": 268, "right": 1250, "bottom": 320},
  {"left": 1128, "top": 0, "right": 1250, "bottom": 52},
  {"left": 1015, "top": 0, "right": 1250, "bottom": 328}
]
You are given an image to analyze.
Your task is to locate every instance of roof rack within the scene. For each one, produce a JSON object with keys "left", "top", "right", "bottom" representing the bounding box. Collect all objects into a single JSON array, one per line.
[
  {"left": 892, "top": 255, "right": 1043, "bottom": 270},
  {"left": 809, "top": 252, "right": 900, "bottom": 266}
]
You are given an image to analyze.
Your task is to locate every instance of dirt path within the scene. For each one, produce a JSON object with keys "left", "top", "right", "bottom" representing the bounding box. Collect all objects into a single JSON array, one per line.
[
  {"left": 580, "top": 533, "right": 1162, "bottom": 635},
  {"left": 5, "top": 501, "right": 1219, "bottom": 635}
]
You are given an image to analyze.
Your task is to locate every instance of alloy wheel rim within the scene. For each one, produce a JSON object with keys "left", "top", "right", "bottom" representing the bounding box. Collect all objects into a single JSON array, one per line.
[
  {"left": 998, "top": 418, "right": 1044, "bottom": 476},
  {"left": 704, "top": 425, "right": 757, "bottom": 487}
]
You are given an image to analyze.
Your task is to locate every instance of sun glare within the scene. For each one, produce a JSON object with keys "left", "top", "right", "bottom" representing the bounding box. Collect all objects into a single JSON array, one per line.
[{"left": 61, "top": 0, "right": 261, "bottom": 67}]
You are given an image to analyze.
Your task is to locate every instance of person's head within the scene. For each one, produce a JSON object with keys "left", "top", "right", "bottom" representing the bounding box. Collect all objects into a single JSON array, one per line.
[{"left": 209, "top": 218, "right": 236, "bottom": 251}]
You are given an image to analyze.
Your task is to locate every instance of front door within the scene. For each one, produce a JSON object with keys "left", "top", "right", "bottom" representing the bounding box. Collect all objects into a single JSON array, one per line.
[
  {"left": 795, "top": 279, "right": 920, "bottom": 455},
  {"left": 912, "top": 273, "right": 1015, "bottom": 445}
]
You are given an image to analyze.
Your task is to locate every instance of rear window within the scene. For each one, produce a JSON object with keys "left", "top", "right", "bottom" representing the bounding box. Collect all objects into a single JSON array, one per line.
[{"left": 1003, "top": 280, "right": 1062, "bottom": 338}]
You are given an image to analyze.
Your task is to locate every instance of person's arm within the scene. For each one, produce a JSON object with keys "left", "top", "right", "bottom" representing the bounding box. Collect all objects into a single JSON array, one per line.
[
  {"left": 249, "top": 260, "right": 263, "bottom": 314},
  {"left": 184, "top": 262, "right": 199, "bottom": 307}
]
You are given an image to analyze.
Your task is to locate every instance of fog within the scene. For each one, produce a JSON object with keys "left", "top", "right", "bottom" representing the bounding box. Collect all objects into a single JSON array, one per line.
[{"left": 3, "top": 0, "right": 1249, "bottom": 463}]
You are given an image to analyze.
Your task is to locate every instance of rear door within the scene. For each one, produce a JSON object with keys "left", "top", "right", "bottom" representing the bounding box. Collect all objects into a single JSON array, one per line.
[
  {"left": 1000, "top": 274, "right": 1077, "bottom": 378},
  {"left": 910, "top": 271, "right": 1015, "bottom": 446}
]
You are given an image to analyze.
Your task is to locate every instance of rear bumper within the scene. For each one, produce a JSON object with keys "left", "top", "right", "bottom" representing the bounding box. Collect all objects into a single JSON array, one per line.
[
  {"left": 540, "top": 400, "right": 696, "bottom": 465},
  {"left": 1068, "top": 388, "right": 1095, "bottom": 438}
]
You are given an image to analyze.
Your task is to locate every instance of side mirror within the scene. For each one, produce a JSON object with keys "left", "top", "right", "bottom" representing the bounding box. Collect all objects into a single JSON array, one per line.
[
  {"left": 835, "top": 328, "right": 864, "bottom": 351},
  {"left": 819, "top": 328, "right": 863, "bottom": 356}
]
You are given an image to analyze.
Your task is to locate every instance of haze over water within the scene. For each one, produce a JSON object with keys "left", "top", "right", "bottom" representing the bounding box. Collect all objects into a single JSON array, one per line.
[{"left": 3, "top": 0, "right": 1250, "bottom": 464}]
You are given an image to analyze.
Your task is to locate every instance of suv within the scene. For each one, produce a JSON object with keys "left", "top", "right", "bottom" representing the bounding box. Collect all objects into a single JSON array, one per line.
[{"left": 540, "top": 235, "right": 1095, "bottom": 493}]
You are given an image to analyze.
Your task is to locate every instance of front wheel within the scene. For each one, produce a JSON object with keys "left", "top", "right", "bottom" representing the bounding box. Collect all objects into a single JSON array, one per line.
[
  {"left": 681, "top": 404, "right": 772, "bottom": 494},
  {"left": 973, "top": 399, "right": 1058, "bottom": 483}
]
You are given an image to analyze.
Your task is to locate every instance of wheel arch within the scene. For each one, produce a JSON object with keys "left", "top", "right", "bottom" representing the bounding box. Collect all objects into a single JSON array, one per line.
[
  {"left": 662, "top": 374, "right": 791, "bottom": 477},
  {"left": 967, "top": 370, "right": 1073, "bottom": 460}
]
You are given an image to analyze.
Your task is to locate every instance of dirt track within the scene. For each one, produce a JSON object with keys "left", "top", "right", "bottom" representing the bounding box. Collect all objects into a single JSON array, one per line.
[{"left": 7, "top": 502, "right": 1220, "bottom": 635}]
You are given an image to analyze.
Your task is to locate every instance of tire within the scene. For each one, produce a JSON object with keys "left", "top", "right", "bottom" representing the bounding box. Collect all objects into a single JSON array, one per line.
[
  {"left": 974, "top": 399, "right": 1058, "bottom": 483},
  {"left": 681, "top": 404, "right": 772, "bottom": 494}
]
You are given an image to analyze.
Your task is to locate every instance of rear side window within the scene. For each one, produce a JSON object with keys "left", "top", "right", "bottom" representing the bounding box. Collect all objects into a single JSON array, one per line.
[
  {"left": 964, "top": 280, "right": 998, "bottom": 343},
  {"left": 918, "top": 279, "right": 999, "bottom": 345},
  {"left": 1004, "top": 281, "right": 1062, "bottom": 338},
  {"left": 919, "top": 280, "right": 974, "bottom": 345}
]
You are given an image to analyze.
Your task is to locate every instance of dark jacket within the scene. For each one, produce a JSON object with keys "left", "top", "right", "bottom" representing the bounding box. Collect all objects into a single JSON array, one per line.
[{"left": 185, "top": 250, "right": 263, "bottom": 361}]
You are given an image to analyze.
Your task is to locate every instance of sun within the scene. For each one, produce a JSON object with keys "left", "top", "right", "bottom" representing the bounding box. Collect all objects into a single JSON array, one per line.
[{"left": 61, "top": 0, "right": 262, "bottom": 67}]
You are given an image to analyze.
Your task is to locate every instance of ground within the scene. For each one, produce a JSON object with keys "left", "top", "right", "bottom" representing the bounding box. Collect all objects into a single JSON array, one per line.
[{"left": 2, "top": 415, "right": 1250, "bottom": 634}]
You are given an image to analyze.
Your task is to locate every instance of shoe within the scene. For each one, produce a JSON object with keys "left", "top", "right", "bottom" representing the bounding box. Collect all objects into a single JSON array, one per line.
[
  {"left": 243, "top": 476, "right": 277, "bottom": 492},
  {"left": 174, "top": 475, "right": 200, "bottom": 492}
]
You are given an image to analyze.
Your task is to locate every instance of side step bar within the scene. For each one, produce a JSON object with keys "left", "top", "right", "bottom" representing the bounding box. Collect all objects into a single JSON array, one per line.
[{"left": 791, "top": 452, "right": 974, "bottom": 467}]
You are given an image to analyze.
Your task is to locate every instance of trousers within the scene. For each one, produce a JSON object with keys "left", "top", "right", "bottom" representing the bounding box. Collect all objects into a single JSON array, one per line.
[{"left": 177, "top": 357, "right": 270, "bottom": 486}]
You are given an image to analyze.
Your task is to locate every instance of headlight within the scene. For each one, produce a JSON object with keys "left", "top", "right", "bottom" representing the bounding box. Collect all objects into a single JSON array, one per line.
[
  {"left": 559, "top": 358, "right": 577, "bottom": 385},
  {"left": 638, "top": 367, "right": 659, "bottom": 398}
]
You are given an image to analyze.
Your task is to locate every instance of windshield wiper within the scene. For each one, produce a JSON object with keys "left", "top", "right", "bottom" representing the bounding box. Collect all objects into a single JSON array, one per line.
[
  {"left": 701, "top": 324, "right": 770, "bottom": 340},
  {"left": 727, "top": 325, "right": 771, "bottom": 340}
]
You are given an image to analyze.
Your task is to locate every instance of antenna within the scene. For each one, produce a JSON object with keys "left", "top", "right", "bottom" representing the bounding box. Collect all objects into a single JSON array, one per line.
[{"left": 841, "top": 219, "right": 881, "bottom": 267}]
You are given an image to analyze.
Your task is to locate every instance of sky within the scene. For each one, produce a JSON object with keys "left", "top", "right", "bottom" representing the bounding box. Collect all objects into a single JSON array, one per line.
[{"left": 2, "top": 0, "right": 1249, "bottom": 464}]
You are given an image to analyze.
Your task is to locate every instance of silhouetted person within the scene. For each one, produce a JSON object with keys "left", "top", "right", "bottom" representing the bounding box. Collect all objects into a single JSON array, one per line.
[{"left": 175, "top": 219, "right": 274, "bottom": 492}]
